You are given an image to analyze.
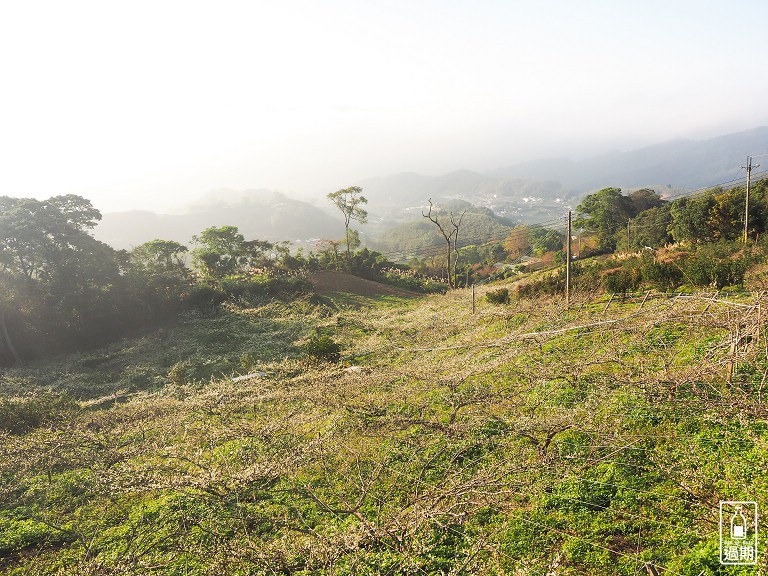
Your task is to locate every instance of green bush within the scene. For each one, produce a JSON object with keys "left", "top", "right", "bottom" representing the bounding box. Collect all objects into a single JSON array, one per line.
[
  {"left": 379, "top": 270, "right": 449, "bottom": 294},
  {"left": 486, "top": 288, "right": 510, "bottom": 305},
  {"left": 221, "top": 276, "right": 313, "bottom": 300},
  {"left": 167, "top": 357, "right": 235, "bottom": 384},
  {"left": 304, "top": 334, "right": 342, "bottom": 363},
  {"left": 516, "top": 271, "right": 565, "bottom": 298},
  {"left": 186, "top": 284, "right": 227, "bottom": 310},
  {"left": 0, "top": 394, "right": 78, "bottom": 435},
  {"left": 640, "top": 260, "right": 683, "bottom": 291},
  {"left": 604, "top": 268, "right": 640, "bottom": 293},
  {"left": 677, "top": 242, "right": 753, "bottom": 289}
]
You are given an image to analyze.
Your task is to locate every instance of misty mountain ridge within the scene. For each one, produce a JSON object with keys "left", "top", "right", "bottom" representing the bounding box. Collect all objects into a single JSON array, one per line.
[
  {"left": 490, "top": 126, "right": 768, "bottom": 190},
  {"left": 94, "top": 126, "right": 768, "bottom": 250},
  {"left": 190, "top": 188, "right": 302, "bottom": 210},
  {"left": 94, "top": 191, "right": 342, "bottom": 249}
]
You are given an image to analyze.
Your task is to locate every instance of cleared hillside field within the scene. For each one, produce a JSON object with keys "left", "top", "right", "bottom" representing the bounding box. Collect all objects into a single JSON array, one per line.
[{"left": 1, "top": 282, "right": 767, "bottom": 574}]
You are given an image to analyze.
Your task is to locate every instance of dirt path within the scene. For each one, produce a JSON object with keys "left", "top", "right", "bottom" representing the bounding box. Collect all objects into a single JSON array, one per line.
[{"left": 308, "top": 271, "right": 421, "bottom": 299}]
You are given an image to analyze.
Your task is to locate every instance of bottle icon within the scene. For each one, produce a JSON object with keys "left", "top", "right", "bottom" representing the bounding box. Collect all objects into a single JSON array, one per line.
[{"left": 731, "top": 506, "right": 747, "bottom": 539}]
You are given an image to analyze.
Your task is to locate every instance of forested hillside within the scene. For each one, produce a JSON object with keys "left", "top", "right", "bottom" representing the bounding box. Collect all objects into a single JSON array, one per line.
[{"left": 374, "top": 202, "right": 513, "bottom": 255}]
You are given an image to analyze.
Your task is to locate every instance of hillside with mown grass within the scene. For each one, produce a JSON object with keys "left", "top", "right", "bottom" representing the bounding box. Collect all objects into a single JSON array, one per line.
[{"left": 2, "top": 268, "right": 768, "bottom": 574}]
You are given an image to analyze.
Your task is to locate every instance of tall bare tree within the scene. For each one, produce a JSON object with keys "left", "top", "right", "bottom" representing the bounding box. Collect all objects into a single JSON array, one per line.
[{"left": 422, "top": 199, "right": 465, "bottom": 288}]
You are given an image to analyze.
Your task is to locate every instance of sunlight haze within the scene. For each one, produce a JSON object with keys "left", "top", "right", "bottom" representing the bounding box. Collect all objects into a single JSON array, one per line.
[{"left": 1, "top": 0, "right": 766, "bottom": 213}]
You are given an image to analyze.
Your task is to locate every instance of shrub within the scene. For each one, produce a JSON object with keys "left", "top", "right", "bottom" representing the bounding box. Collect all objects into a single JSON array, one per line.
[
  {"left": 681, "top": 243, "right": 751, "bottom": 289},
  {"left": 379, "top": 269, "right": 449, "bottom": 294},
  {"left": 186, "top": 284, "right": 227, "bottom": 310},
  {"left": 603, "top": 268, "right": 640, "bottom": 294},
  {"left": 640, "top": 260, "right": 683, "bottom": 291},
  {"left": 0, "top": 394, "right": 78, "bottom": 435},
  {"left": 486, "top": 288, "right": 510, "bottom": 305},
  {"left": 167, "top": 361, "right": 188, "bottom": 385},
  {"left": 304, "top": 334, "right": 342, "bottom": 363},
  {"left": 516, "top": 271, "right": 565, "bottom": 298},
  {"left": 167, "top": 357, "right": 235, "bottom": 384},
  {"left": 220, "top": 276, "right": 313, "bottom": 301}
]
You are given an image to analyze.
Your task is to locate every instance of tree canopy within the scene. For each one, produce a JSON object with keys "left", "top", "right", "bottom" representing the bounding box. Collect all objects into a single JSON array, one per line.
[
  {"left": 575, "top": 188, "right": 666, "bottom": 251},
  {"left": 327, "top": 186, "right": 368, "bottom": 267}
]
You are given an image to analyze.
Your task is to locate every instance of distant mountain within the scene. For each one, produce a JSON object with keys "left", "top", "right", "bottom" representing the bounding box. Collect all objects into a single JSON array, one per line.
[
  {"left": 357, "top": 127, "right": 768, "bottom": 228},
  {"left": 95, "top": 127, "right": 768, "bottom": 250},
  {"left": 489, "top": 126, "right": 768, "bottom": 192},
  {"left": 94, "top": 191, "right": 343, "bottom": 249}
]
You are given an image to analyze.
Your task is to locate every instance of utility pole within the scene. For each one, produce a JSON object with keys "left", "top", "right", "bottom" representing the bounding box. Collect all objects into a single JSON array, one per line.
[
  {"left": 743, "top": 155, "right": 760, "bottom": 244},
  {"left": 627, "top": 218, "right": 631, "bottom": 252},
  {"left": 744, "top": 156, "right": 753, "bottom": 244},
  {"left": 566, "top": 210, "right": 572, "bottom": 307}
]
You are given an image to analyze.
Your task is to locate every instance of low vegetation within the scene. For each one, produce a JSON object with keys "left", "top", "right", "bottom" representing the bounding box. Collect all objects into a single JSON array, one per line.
[
  {"left": 4, "top": 181, "right": 768, "bottom": 574},
  {"left": 2, "top": 273, "right": 768, "bottom": 573}
]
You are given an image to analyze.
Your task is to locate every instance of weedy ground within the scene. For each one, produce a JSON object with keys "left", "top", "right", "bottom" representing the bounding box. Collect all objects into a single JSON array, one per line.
[{"left": 1, "top": 281, "right": 768, "bottom": 575}]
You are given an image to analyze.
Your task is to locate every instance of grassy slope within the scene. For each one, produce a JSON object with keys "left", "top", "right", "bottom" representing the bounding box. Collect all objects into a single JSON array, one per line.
[{"left": 1, "top": 283, "right": 768, "bottom": 575}]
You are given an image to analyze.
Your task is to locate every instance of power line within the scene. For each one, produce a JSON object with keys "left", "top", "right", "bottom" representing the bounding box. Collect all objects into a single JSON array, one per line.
[{"left": 372, "top": 217, "right": 566, "bottom": 261}]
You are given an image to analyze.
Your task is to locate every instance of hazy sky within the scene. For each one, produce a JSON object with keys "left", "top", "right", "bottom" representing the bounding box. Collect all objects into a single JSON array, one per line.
[{"left": 2, "top": 0, "right": 767, "bottom": 213}]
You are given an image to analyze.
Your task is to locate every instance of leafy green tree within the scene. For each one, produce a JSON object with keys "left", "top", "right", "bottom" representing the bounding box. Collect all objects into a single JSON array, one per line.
[
  {"left": 575, "top": 188, "right": 666, "bottom": 251},
  {"left": 745, "top": 179, "right": 768, "bottom": 240},
  {"left": 706, "top": 185, "right": 768, "bottom": 242},
  {"left": 574, "top": 188, "right": 633, "bottom": 251},
  {"left": 0, "top": 277, "right": 23, "bottom": 366},
  {"left": 627, "top": 204, "right": 673, "bottom": 249},
  {"left": 529, "top": 227, "right": 565, "bottom": 255},
  {"left": 669, "top": 193, "right": 717, "bottom": 243},
  {"left": 0, "top": 195, "right": 143, "bottom": 362},
  {"left": 706, "top": 189, "right": 744, "bottom": 240},
  {"left": 344, "top": 228, "right": 361, "bottom": 255},
  {"left": 0, "top": 195, "right": 106, "bottom": 283},
  {"left": 129, "top": 240, "right": 191, "bottom": 313},
  {"left": 315, "top": 239, "right": 343, "bottom": 271},
  {"left": 241, "top": 239, "right": 276, "bottom": 270},
  {"left": 327, "top": 186, "right": 368, "bottom": 267},
  {"left": 669, "top": 184, "right": 768, "bottom": 244},
  {"left": 47, "top": 194, "right": 102, "bottom": 230},
  {"left": 628, "top": 188, "right": 665, "bottom": 214},
  {"left": 191, "top": 226, "right": 247, "bottom": 281},
  {"left": 131, "top": 240, "right": 188, "bottom": 276}
]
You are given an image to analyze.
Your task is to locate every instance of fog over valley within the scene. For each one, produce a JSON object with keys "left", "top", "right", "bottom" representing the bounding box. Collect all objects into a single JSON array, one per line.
[
  {"left": 2, "top": 1, "right": 768, "bottom": 221},
  {"left": 93, "top": 126, "right": 768, "bottom": 249}
]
